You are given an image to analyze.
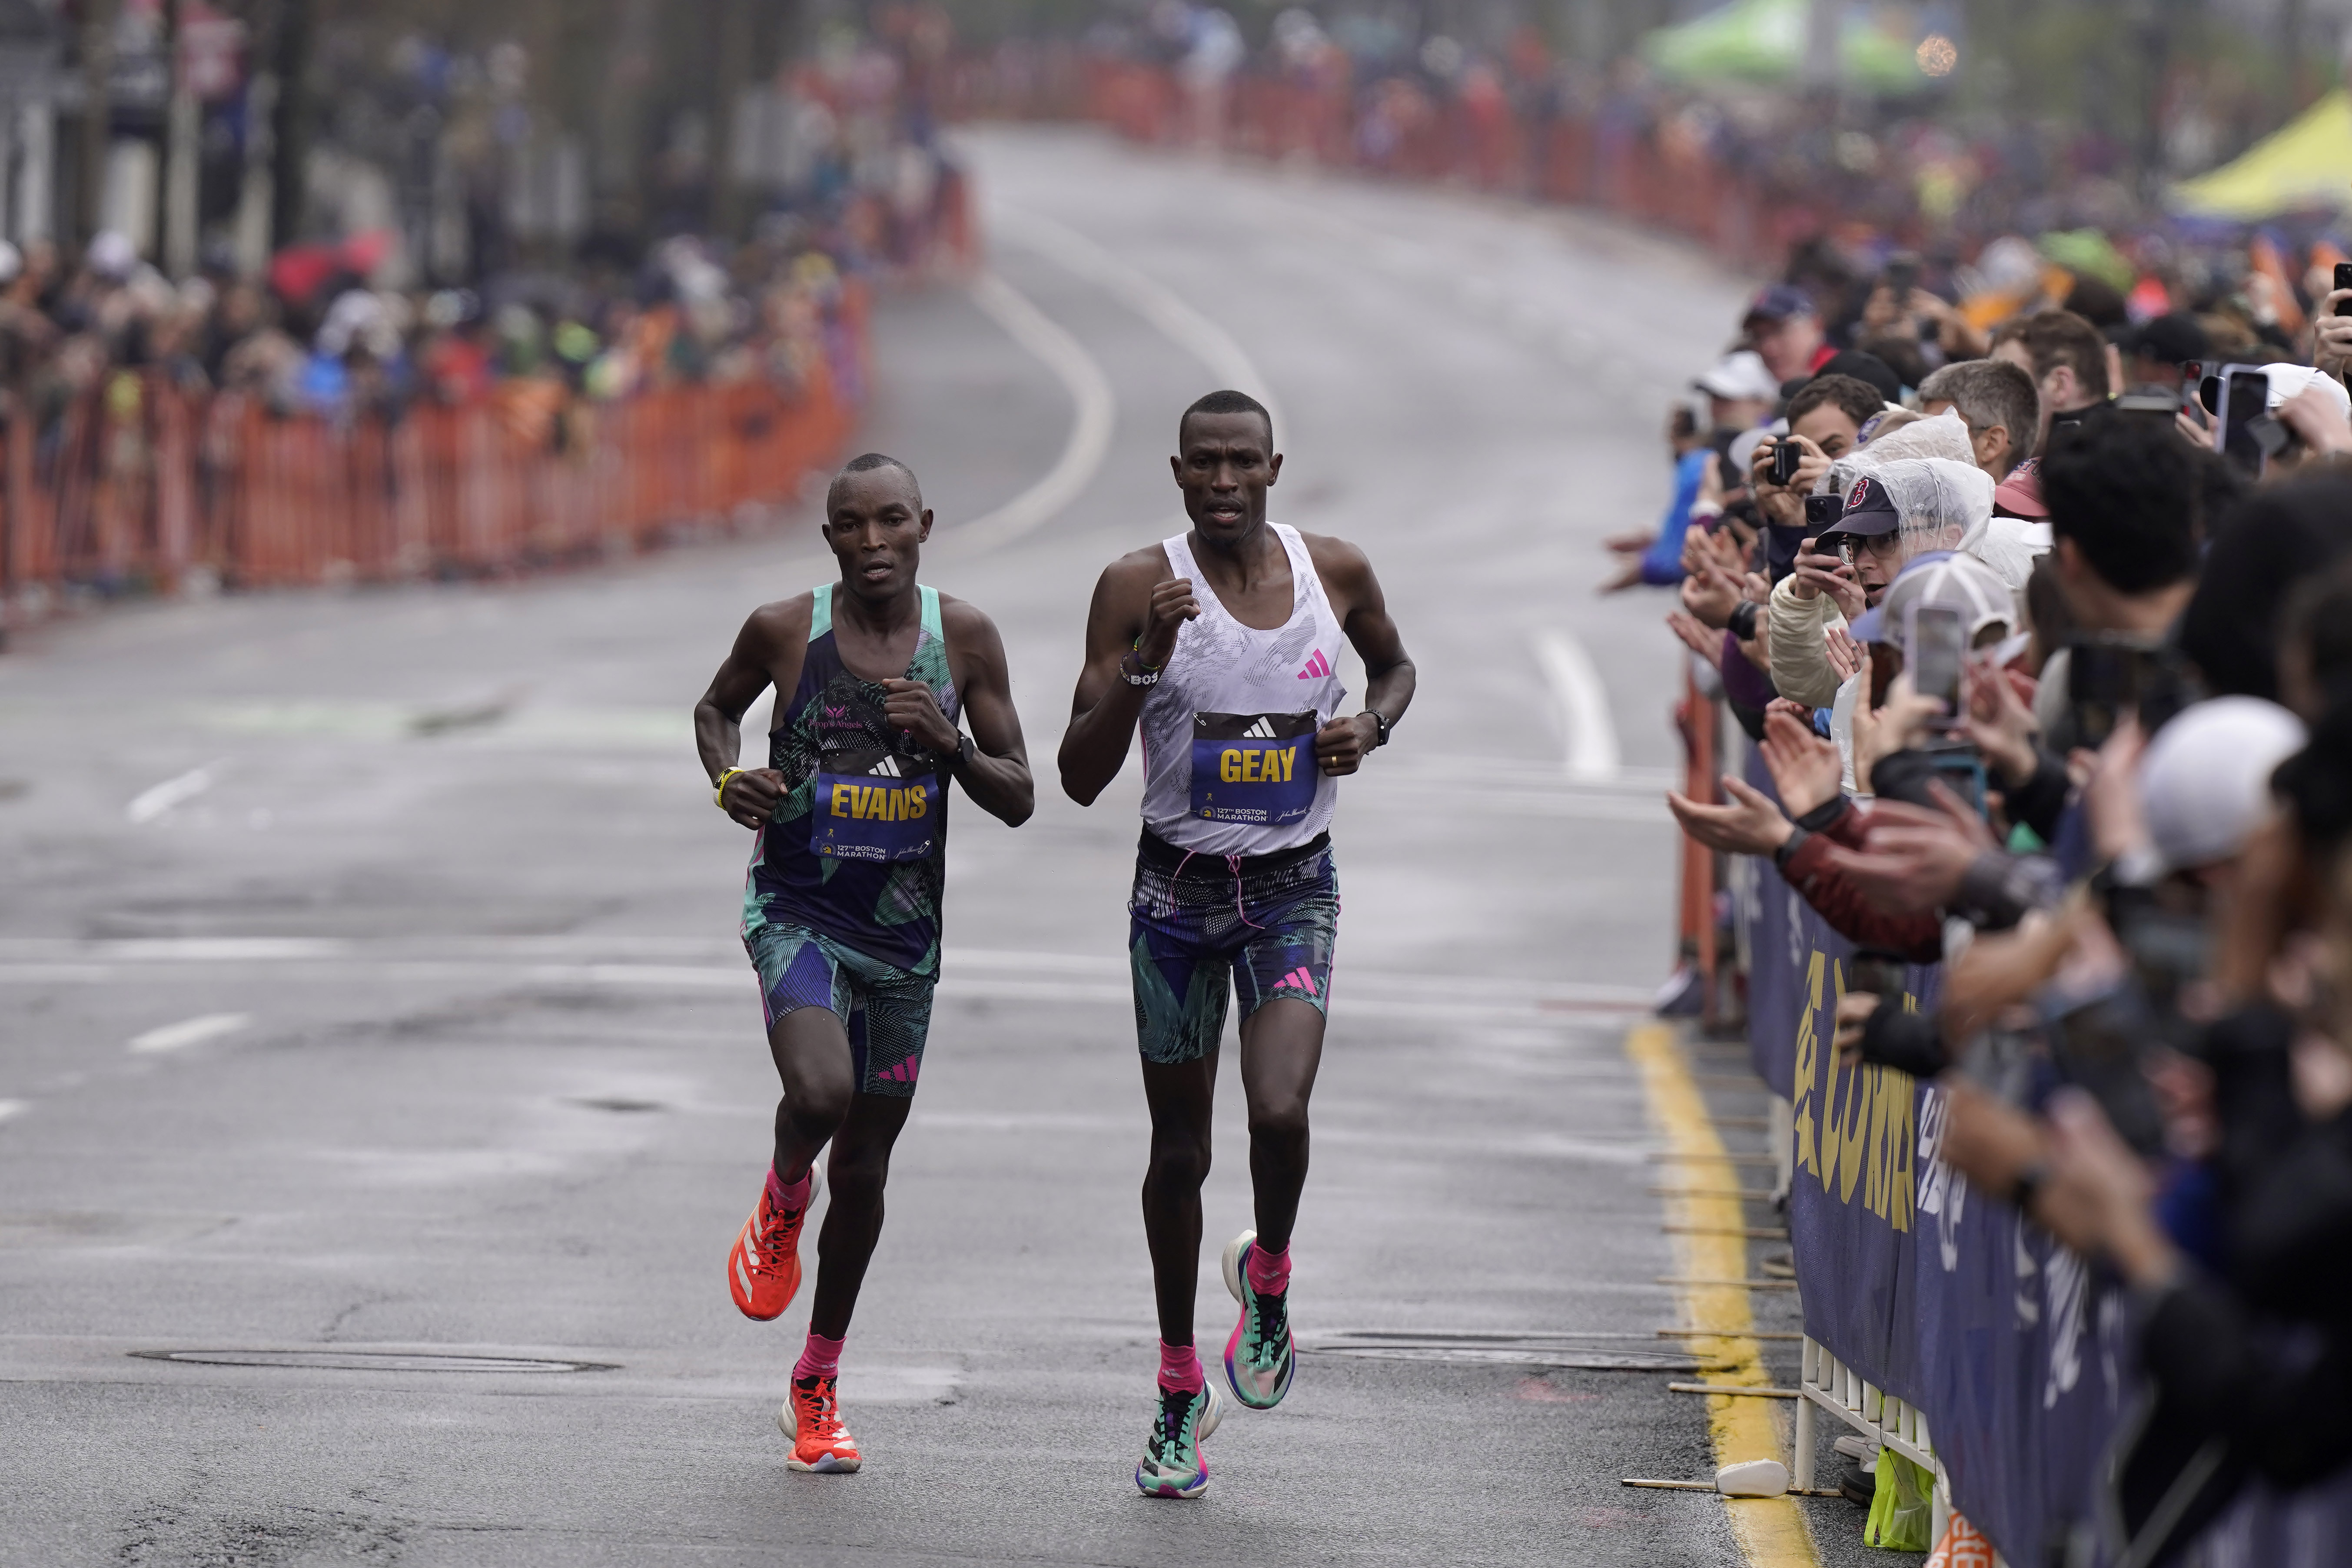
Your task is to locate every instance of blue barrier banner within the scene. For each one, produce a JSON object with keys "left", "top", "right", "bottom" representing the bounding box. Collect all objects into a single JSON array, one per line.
[
  {"left": 1728, "top": 755, "right": 2352, "bottom": 1564},
  {"left": 1754, "top": 839, "right": 2125, "bottom": 1565},
  {"left": 1786, "top": 930, "right": 1935, "bottom": 1412},
  {"left": 2193, "top": 1473, "right": 2352, "bottom": 1565},
  {"left": 1911, "top": 1114, "right": 2126, "bottom": 1568}
]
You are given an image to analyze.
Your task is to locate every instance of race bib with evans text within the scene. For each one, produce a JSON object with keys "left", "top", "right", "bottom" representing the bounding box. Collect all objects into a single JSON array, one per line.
[
  {"left": 813, "top": 749, "right": 939, "bottom": 862},
  {"left": 1190, "top": 712, "right": 1318, "bottom": 825}
]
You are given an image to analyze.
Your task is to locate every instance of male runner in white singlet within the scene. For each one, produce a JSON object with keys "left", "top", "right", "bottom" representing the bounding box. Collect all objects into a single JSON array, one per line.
[{"left": 1059, "top": 390, "right": 1416, "bottom": 1498}]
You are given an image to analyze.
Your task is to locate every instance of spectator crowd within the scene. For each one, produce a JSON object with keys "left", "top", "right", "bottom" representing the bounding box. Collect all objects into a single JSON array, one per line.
[
  {"left": 0, "top": 20, "right": 989, "bottom": 617},
  {"left": 1634, "top": 219, "right": 2352, "bottom": 1560},
  {"left": 0, "top": 211, "right": 884, "bottom": 431}
]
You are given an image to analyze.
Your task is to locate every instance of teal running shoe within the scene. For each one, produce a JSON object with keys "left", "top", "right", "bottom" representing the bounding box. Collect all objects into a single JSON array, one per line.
[
  {"left": 1220, "top": 1229, "right": 1296, "bottom": 1410},
  {"left": 1134, "top": 1377, "right": 1223, "bottom": 1498}
]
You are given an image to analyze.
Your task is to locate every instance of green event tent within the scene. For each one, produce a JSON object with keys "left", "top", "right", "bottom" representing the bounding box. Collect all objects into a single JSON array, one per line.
[
  {"left": 1640, "top": 0, "right": 1929, "bottom": 94},
  {"left": 2171, "top": 90, "right": 2352, "bottom": 220}
]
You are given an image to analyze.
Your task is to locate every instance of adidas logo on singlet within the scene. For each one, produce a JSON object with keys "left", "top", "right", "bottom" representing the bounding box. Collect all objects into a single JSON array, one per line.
[
  {"left": 866, "top": 755, "right": 904, "bottom": 777},
  {"left": 1242, "top": 717, "right": 1279, "bottom": 740}
]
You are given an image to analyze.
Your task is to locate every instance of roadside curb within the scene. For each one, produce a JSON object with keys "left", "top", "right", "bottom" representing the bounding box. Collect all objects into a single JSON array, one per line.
[{"left": 1626, "top": 1020, "right": 1818, "bottom": 1568}]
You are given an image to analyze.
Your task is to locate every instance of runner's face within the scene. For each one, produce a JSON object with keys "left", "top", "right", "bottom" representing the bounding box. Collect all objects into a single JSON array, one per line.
[
  {"left": 823, "top": 468, "right": 932, "bottom": 602},
  {"left": 1173, "top": 412, "right": 1280, "bottom": 545}
]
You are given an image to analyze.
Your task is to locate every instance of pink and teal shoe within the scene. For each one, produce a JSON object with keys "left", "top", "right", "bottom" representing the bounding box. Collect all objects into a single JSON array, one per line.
[
  {"left": 1221, "top": 1229, "right": 1297, "bottom": 1410},
  {"left": 1135, "top": 1378, "right": 1223, "bottom": 1498}
]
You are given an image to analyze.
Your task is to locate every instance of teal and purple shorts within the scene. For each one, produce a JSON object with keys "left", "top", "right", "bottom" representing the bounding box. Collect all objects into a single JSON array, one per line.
[
  {"left": 1127, "top": 828, "right": 1338, "bottom": 1066},
  {"left": 745, "top": 921, "right": 936, "bottom": 1097}
]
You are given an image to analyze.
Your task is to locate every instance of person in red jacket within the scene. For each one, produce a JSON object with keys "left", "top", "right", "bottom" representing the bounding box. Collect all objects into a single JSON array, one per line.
[{"left": 1667, "top": 708, "right": 1945, "bottom": 962}]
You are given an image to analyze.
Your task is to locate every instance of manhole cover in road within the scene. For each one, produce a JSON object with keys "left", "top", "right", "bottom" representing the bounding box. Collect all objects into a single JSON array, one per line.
[
  {"left": 131, "top": 1349, "right": 617, "bottom": 1374},
  {"left": 1299, "top": 1331, "right": 1705, "bottom": 1372}
]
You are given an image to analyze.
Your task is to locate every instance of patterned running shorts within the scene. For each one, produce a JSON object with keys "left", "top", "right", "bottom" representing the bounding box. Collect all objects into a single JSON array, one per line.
[
  {"left": 1128, "top": 834, "right": 1339, "bottom": 1066},
  {"left": 746, "top": 922, "right": 937, "bottom": 1097}
]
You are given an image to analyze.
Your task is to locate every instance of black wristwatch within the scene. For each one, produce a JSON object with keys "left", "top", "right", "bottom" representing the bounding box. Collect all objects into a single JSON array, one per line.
[
  {"left": 1727, "top": 600, "right": 1760, "bottom": 641},
  {"left": 1365, "top": 711, "right": 1390, "bottom": 748},
  {"left": 950, "top": 733, "right": 975, "bottom": 774}
]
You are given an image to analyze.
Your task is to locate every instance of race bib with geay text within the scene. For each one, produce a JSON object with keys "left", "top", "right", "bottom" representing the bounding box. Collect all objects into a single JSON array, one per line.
[{"left": 1189, "top": 712, "right": 1317, "bottom": 825}]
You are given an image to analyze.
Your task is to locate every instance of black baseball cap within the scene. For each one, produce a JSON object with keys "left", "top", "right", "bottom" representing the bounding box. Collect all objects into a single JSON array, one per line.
[
  {"left": 2122, "top": 313, "right": 2212, "bottom": 367},
  {"left": 1830, "top": 473, "right": 1901, "bottom": 537},
  {"left": 1815, "top": 350, "right": 1903, "bottom": 405},
  {"left": 1744, "top": 284, "right": 1817, "bottom": 326}
]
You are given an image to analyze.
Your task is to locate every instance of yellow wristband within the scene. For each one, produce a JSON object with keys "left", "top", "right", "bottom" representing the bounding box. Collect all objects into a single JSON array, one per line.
[{"left": 714, "top": 767, "right": 745, "bottom": 809}]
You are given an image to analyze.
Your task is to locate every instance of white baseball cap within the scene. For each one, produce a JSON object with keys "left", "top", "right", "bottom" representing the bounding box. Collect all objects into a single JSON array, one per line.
[
  {"left": 2257, "top": 363, "right": 2352, "bottom": 422},
  {"left": 1850, "top": 548, "right": 2013, "bottom": 645},
  {"left": 1694, "top": 350, "right": 1781, "bottom": 404},
  {"left": 2138, "top": 697, "right": 2306, "bottom": 873}
]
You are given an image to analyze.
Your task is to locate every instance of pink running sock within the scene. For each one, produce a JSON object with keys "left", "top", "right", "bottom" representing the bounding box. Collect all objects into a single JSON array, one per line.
[
  {"left": 795, "top": 1332, "right": 845, "bottom": 1382},
  {"left": 1246, "top": 1241, "right": 1291, "bottom": 1296},
  {"left": 1158, "top": 1339, "right": 1204, "bottom": 1392},
  {"left": 767, "top": 1165, "right": 811, "bottom": 1209}
]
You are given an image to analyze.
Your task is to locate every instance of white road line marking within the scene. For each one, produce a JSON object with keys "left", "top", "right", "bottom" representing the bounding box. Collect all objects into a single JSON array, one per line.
[
  {"left": 1533, "top": 630, "right": 1623, "bottom": 783},
  {"left": 0, "top": 1099, "right": 24, "bottom": 1124},
  {"left": 126, "top": 763, "right": 222, "bottom": 824},
  {"left": 103, "top": 939, "right": 346, "bottom": 961},
  {"left": 129, "top": 1013, "right": 253, "bottom": 1055},
  {"left": 995, "top": 204, "right": 1282, "bottom": 435},
  {"left": 953, "top": 272, "right": 1116, "bottom": 551}
]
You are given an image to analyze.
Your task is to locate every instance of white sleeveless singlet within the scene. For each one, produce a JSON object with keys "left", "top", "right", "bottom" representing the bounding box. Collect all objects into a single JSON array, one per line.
[{"left": 1138, "top": 523, "right": 1349, "bottom": 855}]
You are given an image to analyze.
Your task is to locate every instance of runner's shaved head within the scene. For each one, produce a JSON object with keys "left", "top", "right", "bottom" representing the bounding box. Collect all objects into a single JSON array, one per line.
[
  {"left": 828, "top": 452, "right": 921, "bottom": 513},
  {"left": 1179, "top": 390, "right": 1272, "bottom": 448}
]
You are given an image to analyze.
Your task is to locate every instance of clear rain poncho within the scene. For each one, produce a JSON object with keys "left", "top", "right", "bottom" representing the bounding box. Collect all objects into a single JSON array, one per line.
[
  {"left": 1853, "top": 407, "right": 1977, "bottom": 468},
  {"left": 1810, "top": 454, "right": 2003, "bottom": 787},
  {"left": 1826, "top": 422, "right": 2045, "bottom": 594},
  {"left": 1824, "top": 454, "right": 1997, "bottom": 573}
]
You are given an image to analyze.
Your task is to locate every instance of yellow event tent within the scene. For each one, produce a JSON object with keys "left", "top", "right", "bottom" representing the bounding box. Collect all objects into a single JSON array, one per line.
[{"left": 2171, "top": 90, "right": 2352, "bottom": 220}]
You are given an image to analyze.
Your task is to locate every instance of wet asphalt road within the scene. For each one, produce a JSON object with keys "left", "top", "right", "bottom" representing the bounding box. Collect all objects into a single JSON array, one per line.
[{"left": 0, "top": 127, "right": 1880, "bottom": 1566}]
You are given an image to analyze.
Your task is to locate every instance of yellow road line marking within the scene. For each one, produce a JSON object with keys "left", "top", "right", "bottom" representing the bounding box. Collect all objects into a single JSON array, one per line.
[{"left": 1627, "top": 1021, "right": 1817, "bottom": 1568}]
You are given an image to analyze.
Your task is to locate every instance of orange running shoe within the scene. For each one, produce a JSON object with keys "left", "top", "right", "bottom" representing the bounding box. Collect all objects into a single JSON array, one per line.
[
  {"left": 727, "top": 1166, "right": 820, "bottom": 1321},
  {"left": 778, "top": 1373, "right": 862, "bottom": 1472}
]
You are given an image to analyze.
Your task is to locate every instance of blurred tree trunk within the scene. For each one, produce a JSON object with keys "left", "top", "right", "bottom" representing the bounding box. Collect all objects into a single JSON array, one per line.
[
  {"left": 163, "top": 0, "right": 199, "bottom": 275},
  {"left": 708, "top": 0, "right": 751, "bottom": 239},
  {"left": 589, "top": 0, "right": 656, "bottom": 249},
  {"left": 78, "top": 0, "right": 116, "bottom": 245},
  {"left": 270, "top": 0, "right": 312, "bottom": 249},
  {"left": 2281, "top": 0, "right": 2313, "bottom": 111}
]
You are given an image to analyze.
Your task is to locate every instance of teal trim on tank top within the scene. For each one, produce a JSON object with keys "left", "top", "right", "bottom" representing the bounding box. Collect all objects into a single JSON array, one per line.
[{"left": 809, "top": 583, "right": 938, "bottom": 644}]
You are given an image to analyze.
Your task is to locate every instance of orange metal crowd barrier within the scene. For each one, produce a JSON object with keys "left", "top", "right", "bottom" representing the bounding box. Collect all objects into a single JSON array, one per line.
[
  {"left": 0, "top": 322, "right": 864, "bottom": 609},
  {"left": 982, "top": 56, "right": 1791, "bottom": 273},
  {"left": 1675, "top": 664, "right": 1728, "bottom": 1030}
]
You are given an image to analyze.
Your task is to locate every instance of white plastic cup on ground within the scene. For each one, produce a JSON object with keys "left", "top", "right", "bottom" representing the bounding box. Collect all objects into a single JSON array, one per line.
[{"left": 1715, "top": 1458, "right": 1790, "bottom": 1496}]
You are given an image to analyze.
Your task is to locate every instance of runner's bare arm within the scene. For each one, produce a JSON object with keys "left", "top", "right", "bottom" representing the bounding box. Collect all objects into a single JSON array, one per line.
[
  {"left": 694, "top": 598, "right": 808, "bottom": 830},
  {"left": 1059, "top": 551, "right": 1198, "bottom": 806},
  {"left": 1302, "top": 534, "right": 1415, "bottom": 776},
  {"left": 884, "top": 598, "right": 1033, "bottom": 827}
]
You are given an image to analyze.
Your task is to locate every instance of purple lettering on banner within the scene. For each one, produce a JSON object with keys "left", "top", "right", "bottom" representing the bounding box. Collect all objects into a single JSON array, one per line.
[{"left": 1747, "top": 745, "right": 2135, "bottom": 1565}]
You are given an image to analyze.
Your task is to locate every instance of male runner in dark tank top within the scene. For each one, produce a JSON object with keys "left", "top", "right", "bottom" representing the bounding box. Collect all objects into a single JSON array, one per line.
[{"left": 693, "top": 452, "right": 1033, "bottom": 1473}]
